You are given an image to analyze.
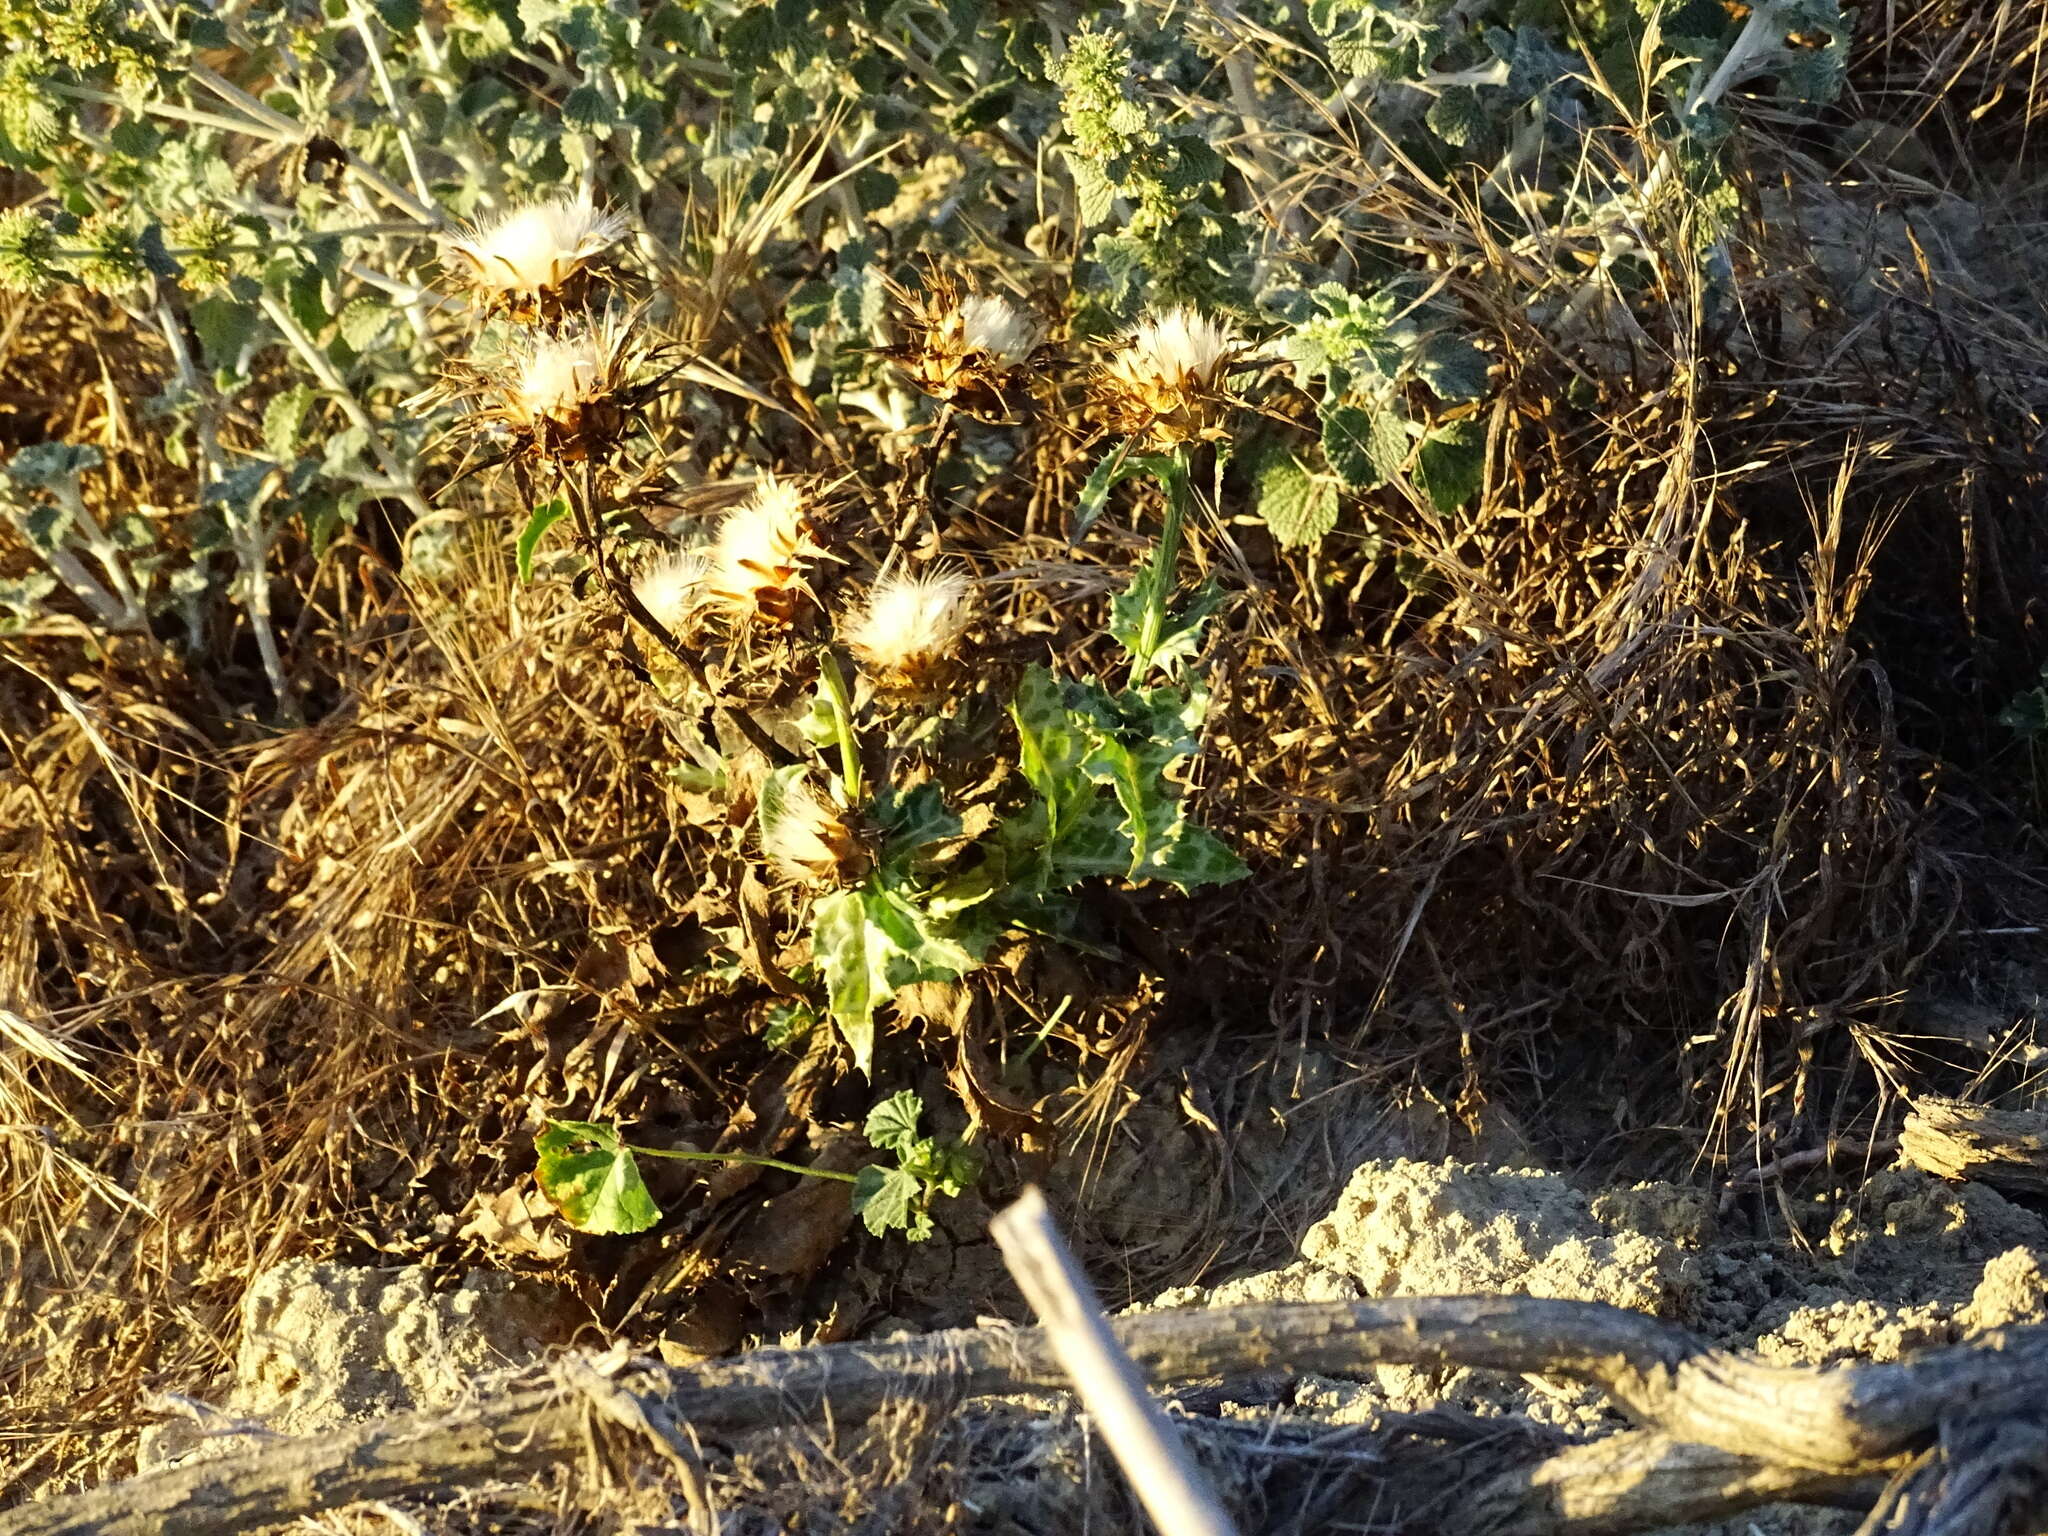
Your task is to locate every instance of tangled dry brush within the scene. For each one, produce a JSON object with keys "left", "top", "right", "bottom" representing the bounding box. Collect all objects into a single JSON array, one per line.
[{"left": 1, "top": 0, "right": 2046, "bottom": 1496}]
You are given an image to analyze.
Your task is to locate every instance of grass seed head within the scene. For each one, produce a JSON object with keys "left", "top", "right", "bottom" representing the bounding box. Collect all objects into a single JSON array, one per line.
[
  {"left": 445, "top": 189, "right": 628, "bottom": 315},
  {"left": 1094, "top": 306, "right": 1242, "bottom": 447},
  {"left": 708, "top": 474, "right": 830, "bottom": 627},
  {"left": 844, "top": 565, "right": 977, "bottom": 693}
]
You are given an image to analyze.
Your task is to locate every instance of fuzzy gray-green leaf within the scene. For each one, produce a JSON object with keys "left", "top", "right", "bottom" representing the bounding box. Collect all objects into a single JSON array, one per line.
[
  {"left": 1255, "top": 445, "right": 1341, "bottom": 549},
  {"left": 1322, "top": 400, "right": 1410, "bottom": 491}
]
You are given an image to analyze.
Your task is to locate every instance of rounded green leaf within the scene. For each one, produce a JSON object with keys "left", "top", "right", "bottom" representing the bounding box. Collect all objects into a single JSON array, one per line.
[
  {"left": 1321, "top": 401, "right": 1410, "bottom": 491},
  {"left": 534, "top": 1120, "right": 661, "bottom": 1235},
  {"left": 1255, "top": 446, "right": 1340, "bottom": 549},
  {"left": 863, "top": 1090, "right": 925, "bottom": 1156}
]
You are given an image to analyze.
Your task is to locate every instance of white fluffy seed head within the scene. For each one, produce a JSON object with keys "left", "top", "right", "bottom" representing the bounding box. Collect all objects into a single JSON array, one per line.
[
  {"left": 1105, "top": 306, "right": 1239, "bottom": 394},
  {"left": 844, "top": 566, "right": 976, "bottom": 681},
  {"left": 511, "top": 333, "right": 606, "bottom": 425},
  {"left": 446, "top": 190, "right": 628, "bottom": 295},
  {"left": 632, "top": 546, "right": 710, "bottom": 636},
  {"left": 1094, "top": 306, "right": 1243, "bottom": 445},
  {"left": 957, "top": 293, "right": 1040, "bottom": 366},
  {"left": 707, "top": 474, "right": 826, "bottom": 624},
  {"left": 760, "top": 775, "right": 856, "bottom": 884}
]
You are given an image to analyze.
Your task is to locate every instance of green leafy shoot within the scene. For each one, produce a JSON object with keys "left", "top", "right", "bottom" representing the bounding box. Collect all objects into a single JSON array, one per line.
[
  {"left": 533, "top": 1120, "right": 661, "bottom": 1235},
  {"left": 812, "top": 882, "right": 982, "bottom": 1076},
  {"left": 850, "top": 1091, "right": 980, "bottom": 1241},
  {"left": 1002, "top": 665, "right": 1247, "bottom": 895},
  {"left": 1110, "top": 559, "right": 1223, "bottom": 679},
  {"left": 1071, "top": 443, "right": 1177, "bottom": 545}
]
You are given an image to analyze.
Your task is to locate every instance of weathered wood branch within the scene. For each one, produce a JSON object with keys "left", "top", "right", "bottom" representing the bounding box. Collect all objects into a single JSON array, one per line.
[
  {"left": 1901, "top": 1098, "right": 2048, "bottom": 1198},
  {"left": 991, "top": 1186, "right": 1242, "bottom": 1536},
  {"left": 2, "top": 1299, "right": 2043, "bottom": 1536}
]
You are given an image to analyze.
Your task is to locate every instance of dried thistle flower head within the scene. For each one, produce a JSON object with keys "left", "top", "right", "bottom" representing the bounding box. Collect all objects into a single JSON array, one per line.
[
  {"left": 760, "top": 772, "right": 867, "bottom": 885},
  {"left": 879, "top": 275, "right": 1044, "bottom": 421},
  {"left": 513, "top": 333, "right": 607, "bottom": 425},
  {"left": 465, "top": 312, "right": 640, "bottom": 461},
  {"left": 632, "top": 546, "right": 711, "bottom": 639},
  {"left": 707, "top": 475, "right": 831, "bottom": 627},
  {"left": 957, "top": 294, "right": 1041, "bottom": 368},
  {"left": 844, "top": 566, "right": 977, "bottom": 692},
  {"left": 1093, "top": 306, "right": 1243, "bottom": 447},
  {"left": 445, "top": 190, "right": 628, "bottom": 313}
]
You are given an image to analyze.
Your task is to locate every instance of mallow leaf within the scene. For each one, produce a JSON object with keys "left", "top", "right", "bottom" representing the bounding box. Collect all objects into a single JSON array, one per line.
[{"left": 533, "top": 1120, "right": 660, "bottom": 1234}]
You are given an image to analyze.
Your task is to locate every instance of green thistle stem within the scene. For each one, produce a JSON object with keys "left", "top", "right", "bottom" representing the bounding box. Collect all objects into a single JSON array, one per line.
[
  {"left": 817, "top": 650, "right": 864, "bottom": 803},
  {"left": 1135, "top": 443, "right": 1193, "bottom": 671}
]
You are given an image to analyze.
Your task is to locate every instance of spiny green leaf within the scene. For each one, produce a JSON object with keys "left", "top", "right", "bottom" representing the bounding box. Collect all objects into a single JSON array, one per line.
[
  {"left": 1071, "top": 445, "right": 1174, "bottom": 544},
  {"left": 762, "top": 999, "right": 817, "bottom": 1050},
  {"left": 875, "top": 782, "right": 961, "bottom": 868},
  {"left": 864, "top": 884, "right": 981, "bottom": 979},
  {"left": 813, "top": 889, "right": 880, "bottom": 1075},
  {"left": 1084, "top": 731, "right": 1176, "bottom": 870},
  {"left": 1150, "top": 823, "right": 1249, "bottom": 890},
  {"left": 533, "top": 1120, "right": 660, "bottom": 1234},
  {"left": 1110, "top": 570, "right": 1223, "bottom": 678},
  {"left": 515, "top": 496, "right": 570, "bottom": 584},
  {"left": 813, "top": 885, "right": 979, "bottom": 1076},
  {"left": 1011, "top": 665, "right": 1098, "bottom": 837}
]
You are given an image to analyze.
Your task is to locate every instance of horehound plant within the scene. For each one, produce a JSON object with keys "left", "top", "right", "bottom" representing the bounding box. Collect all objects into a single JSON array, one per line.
[{"left": 527, "top": 292, "right": 1248, "bottom": 1239}]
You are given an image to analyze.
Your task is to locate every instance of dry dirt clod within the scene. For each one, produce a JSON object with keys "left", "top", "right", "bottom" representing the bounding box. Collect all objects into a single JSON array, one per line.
[{"left": 139, "top": 1260, "right": 586, "bottom": 1469}]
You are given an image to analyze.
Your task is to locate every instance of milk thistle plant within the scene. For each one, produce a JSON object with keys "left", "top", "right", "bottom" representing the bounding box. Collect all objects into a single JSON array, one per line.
[
  {"left": 517, "top": 273, "right": 1250, "bottom": 1237},
  {"left": 410, "top": 172, "right": 1255, "bottom": 1240}
]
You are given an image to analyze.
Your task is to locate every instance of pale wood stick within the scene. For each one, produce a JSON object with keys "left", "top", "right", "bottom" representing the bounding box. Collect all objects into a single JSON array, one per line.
[{"left": 990, "top": 1186, "right": 1241, "bottom": 1536}]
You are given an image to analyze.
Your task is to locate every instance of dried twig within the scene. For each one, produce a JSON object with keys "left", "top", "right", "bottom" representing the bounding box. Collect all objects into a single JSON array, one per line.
[
  {"left": 991, "top": 1187, "right": 1240, "bottom": 1536},
  {"left": 5, "top": 1300, "right": 2046, "bottom": 1536},
  {"left": 1900, "top": 1099, "right": 2048, "bottom": 1198}
]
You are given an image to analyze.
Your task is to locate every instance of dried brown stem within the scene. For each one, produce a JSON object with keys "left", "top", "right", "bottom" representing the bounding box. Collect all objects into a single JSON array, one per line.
[{"left": 7, "top": 1300, "right": 2046, "bottom": 1536}]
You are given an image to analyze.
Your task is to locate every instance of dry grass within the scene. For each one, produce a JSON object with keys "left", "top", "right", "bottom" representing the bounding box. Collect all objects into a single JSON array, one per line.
[{"left": 2, "top": 5, "right": 2046, "bottom": 1510}]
